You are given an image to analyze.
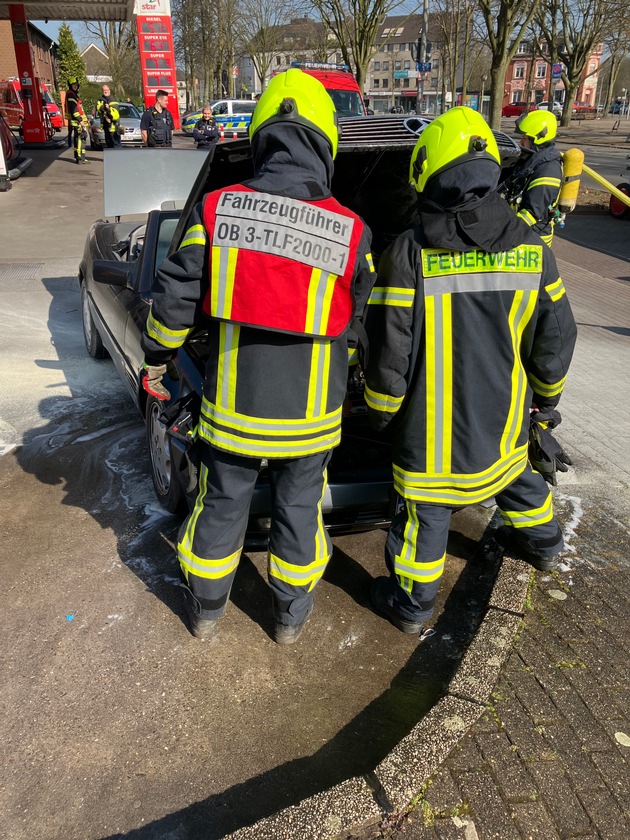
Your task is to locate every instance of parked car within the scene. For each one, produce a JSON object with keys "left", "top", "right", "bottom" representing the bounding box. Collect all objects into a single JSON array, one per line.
[
  {"left": 0, "top": 77, "right": 62, "bottom": 132},
  {"left": 90, "top": 102, "right": 143, "bottom": 150},
  {"left": 609, "top": 102, "right": 629, "bottom": 115},
  {"left": 289, "top": 62, "right": 368, "bottom": 117},
  {"left": 537, "top": 101, "right": 563, "bottom": 117},
  {"left": 78, "top": 115, "right": 521, "bottom": 541},
  {"left": 181, "top": 99, "right": 257, "bottom": 136},
  {"left": 501, "top": 102, "right": 536, "bottom": 118}
]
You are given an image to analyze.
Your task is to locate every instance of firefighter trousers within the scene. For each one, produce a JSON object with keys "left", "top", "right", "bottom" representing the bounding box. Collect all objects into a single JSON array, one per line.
[
  {"left": 384, "top": 464, "right": 564, "bottom": 623},
  {"left": 177, "top": 444, "right": 333, "bottom": 626},
  {"left": 69, "top": 122, "right": 86, "bottom": 161}
]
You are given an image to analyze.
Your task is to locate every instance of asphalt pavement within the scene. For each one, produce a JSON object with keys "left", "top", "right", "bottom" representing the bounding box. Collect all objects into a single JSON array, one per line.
[{"left": 0, "top": 124, "right": 629, "bottom": 840}]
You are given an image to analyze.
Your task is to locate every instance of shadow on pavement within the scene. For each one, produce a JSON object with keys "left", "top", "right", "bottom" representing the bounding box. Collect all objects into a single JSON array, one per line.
[{"left": 96, "top": 536, "right": 501, "bottom": 840}]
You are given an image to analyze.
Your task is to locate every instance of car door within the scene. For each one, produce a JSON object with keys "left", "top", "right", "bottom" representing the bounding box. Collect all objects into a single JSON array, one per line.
[{"left": 123, "top": 210, "right": 181, "bottom": 397}]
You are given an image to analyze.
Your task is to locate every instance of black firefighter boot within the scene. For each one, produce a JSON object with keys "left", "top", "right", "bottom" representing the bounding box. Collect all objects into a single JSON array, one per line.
[{"left": 183, "top": 589, "right": 218, "bottom": 641}]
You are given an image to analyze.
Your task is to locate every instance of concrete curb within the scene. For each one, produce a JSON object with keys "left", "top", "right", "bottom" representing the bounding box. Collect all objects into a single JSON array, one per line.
[{"left": 224, "top": 555, "right": 531, "bottom": 839}]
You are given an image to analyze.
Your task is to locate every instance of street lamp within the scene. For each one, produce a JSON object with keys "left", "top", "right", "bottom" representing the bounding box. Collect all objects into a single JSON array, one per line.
[{"left": 480, "top": 73, "right": 488, "bottom": 116}]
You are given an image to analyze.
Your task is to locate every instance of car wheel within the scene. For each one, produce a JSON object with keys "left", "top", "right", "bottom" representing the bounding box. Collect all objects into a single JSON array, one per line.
[
  {"left": 146, "top": 396, "right": 186, "bottom": 513},
  {"left": 610, "top": 183, "right": 630, "bottom": 219},
  {"left": 81, "top": 282, "right": 108, "bottom": 359}
]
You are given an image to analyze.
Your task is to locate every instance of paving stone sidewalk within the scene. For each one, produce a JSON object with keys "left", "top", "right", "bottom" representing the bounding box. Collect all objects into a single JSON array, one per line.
[{"left": 344, "top": 216, "right": 630, "bottom": 840}]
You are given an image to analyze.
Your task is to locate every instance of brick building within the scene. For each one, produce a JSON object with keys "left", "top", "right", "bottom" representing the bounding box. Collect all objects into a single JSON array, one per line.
[
  {"left": 504, "top": 40, "right": 602, "bottom": 108},
  {"left": 0, "top": 20, "right": 58, "bottom": 88}
]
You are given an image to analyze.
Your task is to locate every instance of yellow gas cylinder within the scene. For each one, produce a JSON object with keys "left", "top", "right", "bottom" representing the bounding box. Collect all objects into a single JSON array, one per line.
[{"left": 559, "top": 148, "right": 584, "bottom": 213}]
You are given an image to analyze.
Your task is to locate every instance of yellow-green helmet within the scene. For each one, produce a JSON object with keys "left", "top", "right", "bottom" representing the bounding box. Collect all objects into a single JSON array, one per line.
[
  {"left": 67, "top": 76, "right": 79, "bottom": 86},
  {"left": 249, "top": 68, "right": 339, "bottom": 158},
  {"left": 409, "top": 106, "right": 501, "bottom": 193},
  {"left": 515, "top": 109, "right": 557, "bottom": 145},
  {"left": 110, "top": 106, "right": 120, "bottom": 121}
]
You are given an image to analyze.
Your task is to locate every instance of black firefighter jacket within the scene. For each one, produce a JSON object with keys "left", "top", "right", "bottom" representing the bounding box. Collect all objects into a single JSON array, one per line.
[
  {"left": 141, "top": 124, "right": 375, "bottom": 459},
  {"left": 505, "top": 143, "right": 563, "bottom": 244},
  {"left": 363, "top": 167, "right": 577, "bottom": 506}
]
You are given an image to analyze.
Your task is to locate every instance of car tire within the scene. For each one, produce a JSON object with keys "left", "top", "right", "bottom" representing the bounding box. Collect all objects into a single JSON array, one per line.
[
  {"left": 610, "top": 183, "right": 630, "bottom": 219},
  {"left": 81, "top": 282, "right": 108, "bottom": 359},
  {"left": 146, "top": 396, "right": 186, "bottom": 513}
]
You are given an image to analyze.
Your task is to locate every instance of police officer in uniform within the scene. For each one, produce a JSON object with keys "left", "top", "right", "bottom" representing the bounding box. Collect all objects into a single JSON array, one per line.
[
  {"left": 503, "top": 110, "right": 563, "bottom": 245},
  {"left": 140, "top": 70, "right": 376, "bottom": 643},
  {"left": 96, "top": 84, "right": 121, "bottom": 148},
  {"left": 64, "top": 77, "right": 89, "bottom": 164},
  {"left": 192, "top": 106, "right": 219, "bottom": 154},
  {"left": 140, "top": 89, "right": 174, "bottom": 147},
  {"left": 363, "top": 107, "right": 576, "bottom": 636}
]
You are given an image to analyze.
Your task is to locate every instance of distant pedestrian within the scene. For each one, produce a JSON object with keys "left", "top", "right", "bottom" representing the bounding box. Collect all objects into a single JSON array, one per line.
[
  {"left": 64, "top": 77, "right": 89, "bottom": 165},
  {"left": 96, "top": 84, "right": 121, "bottom": 149},
  {"left": 192, "top": 106, "right": 219, "bottom": 154},
  {"left": 140, "top": 90, "right": 174, "bottom": 147}
]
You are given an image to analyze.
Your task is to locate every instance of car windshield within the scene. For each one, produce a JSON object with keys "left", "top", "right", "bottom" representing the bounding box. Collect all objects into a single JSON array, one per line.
[
  {"left": 117, "top": 104, "right": 140, "bottom": 119},
  {"left": 329, "top": 90, "right": 365, "bottom": 117},
  {"left": 42, "top": 89, "right": 55, "bottom": 104}
]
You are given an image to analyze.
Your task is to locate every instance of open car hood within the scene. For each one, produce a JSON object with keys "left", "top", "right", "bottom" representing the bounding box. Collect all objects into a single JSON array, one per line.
[{"left": 103, "top": 149, "right": 210, "bottom": 218}]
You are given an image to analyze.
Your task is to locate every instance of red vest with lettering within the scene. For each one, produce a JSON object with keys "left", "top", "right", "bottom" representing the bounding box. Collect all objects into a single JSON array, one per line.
[{"left": 201, "top": 184, "right": 364, "bottom": 337}]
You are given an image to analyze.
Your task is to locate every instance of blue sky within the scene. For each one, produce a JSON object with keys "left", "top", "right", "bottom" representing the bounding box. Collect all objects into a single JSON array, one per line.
[{"left": 32, "top": 20, "right": 91, "bottom": 47}]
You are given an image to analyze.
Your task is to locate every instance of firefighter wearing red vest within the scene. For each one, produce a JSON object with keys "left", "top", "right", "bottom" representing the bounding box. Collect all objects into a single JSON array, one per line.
[{"left": 140, "top": 69, "right": 375, "bottom": 643}]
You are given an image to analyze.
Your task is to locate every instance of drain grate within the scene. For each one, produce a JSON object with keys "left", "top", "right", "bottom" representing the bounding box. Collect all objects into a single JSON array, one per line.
[{"left": 0, "top": 262, "right": 45, "bottom": 281}]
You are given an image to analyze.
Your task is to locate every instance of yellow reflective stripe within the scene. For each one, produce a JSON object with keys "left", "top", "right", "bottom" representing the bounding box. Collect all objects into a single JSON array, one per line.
[
  {"left": 517, "top": 209, "right": 537, "bottom": 227},
  {"left": 442, "top": 294, "right": 453, "bottom": 473},
  {"left": 178, "top": 458, "right": 208, "bottom": 579},
  {"left": 201, "top": 398, "right": 341, "bottom": 436},
  {"left": 179, "top": 224, "right": 207, "bottom": 249},
  {"left": 313, "top": 465, "right": 331, "bottom": 591},
  {"left": 268, "top": 553, "right": 329, "bottom": 588},
  {"left": 500, "top": 492, "right": 553, "bottom": 528},
  {"left": 146, "top": 308, "right": 193, "bottom": 349},
  {"left": 306, "top": 340, "right": 330, "bottom": 418},
  {"left": 541, "top": 231, "right": 554, "bottom": 246},
  {"left": 199, "top": 422, "right": 341, "bottom": 457},
  {"left": 305, "top": 268, "right": 337, "bottom": 334},
  {"left": 394, "top": 455, "right": 527, "bottom": 505},
  {"left": 425, "top": 295, "right": 436, "bottom": 473},
  {"left": 545, "top": 277, "right": 565, "bottom": 301},
  {"left": 364, "top": 384, "right": 404, "bottom": 413},
  {"left": 394, "top": 503, "right": 445, "bottom": 589},
  {"left": 348, "top": 346, "right": 359, "bottom": 364},
  {"left": 528, "top": 177, "right": 561, "bottom": 189},
  {"left": 211, "top": 245, "right": 238, "bottom": 319},
  {"left": 216, "top": 323, "right": 239, "bottom": 411},
  {"left": 178, "top": 543, "right": 242, "bottom": 580},
  {"left": 502, "top": 289, "right": 538, "bottom": 457},
  {"left": 528, "top": 371, "right": 566, "bottom": 398},
  {"left": 367, "top": 286, "right": 415, "bottom": 306},
  {"left": 366, "top": 253, "right": 375, "bottom": 272}
]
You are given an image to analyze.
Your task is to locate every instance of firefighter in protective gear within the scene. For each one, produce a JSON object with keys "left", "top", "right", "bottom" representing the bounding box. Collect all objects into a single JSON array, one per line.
[
  {"left": 363, "top": 106, "right": 576, "bottom": 635},
  {"left": 65, "top": 77, "right": 89, "bottom": 164},
  {"left": 141, "top": 69, "right": 376, "bottom": 643},
  {"left": 96, "top": 84, "right": 121, "bottom": 148},
  {"left": 503, "top": 110, "right": 562, "bottom": 245}
]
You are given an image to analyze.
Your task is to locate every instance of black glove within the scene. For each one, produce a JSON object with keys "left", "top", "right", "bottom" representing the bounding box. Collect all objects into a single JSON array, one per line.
[{"left": 528, "top": 413, "right": 572, "bottom": 485}]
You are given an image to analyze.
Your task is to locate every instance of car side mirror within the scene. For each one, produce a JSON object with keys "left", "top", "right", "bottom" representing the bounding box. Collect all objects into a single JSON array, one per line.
[{"left": 92, "top": 259, "right": 136, "bottom": 289}]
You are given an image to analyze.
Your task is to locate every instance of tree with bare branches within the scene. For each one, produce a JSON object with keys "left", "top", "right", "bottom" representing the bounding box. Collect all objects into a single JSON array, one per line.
[
  {"left": 309, "top": 0, "right": 422, "bottom": 93},
  {"left": 535, "top": 0, "right": 611, "bottom": 126},
  {"left": 476, "top": 0, "right": 542, "bottom": 128},
  {"left": 84, "top": 22, "right": 139, "bottom": 99}
]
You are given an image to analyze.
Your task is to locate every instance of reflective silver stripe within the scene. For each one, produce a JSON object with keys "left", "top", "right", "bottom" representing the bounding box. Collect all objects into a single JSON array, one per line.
[
  {"left": 268, "top": 554, "right": 329, "bottom": 584},
  {"left": 199, "top": 420, "right": 341, "bottom": 456},
  {"left": 499, "top": 492, "right": 553, "bottom": 528},
  {"left": 367, "top": 287, "right": 415, "bottom": 306},
  {"left": 307, "top": 269, "right": 337, "bottom": 335},
  {"left": 201, "top": 398, "right": 341, "bottom": 435},
  {"left": 424, "top": 272, "right": 540, "bottom": 296},
  {"left": 394, "top": 459, "right": 526, "bottom": 504},
  {"left": 393, "top": 446, "right": 527, "bottom": 487}
]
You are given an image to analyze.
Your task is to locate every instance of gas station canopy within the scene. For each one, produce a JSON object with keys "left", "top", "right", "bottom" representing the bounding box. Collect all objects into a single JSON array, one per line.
[{"left": 0, "top": 0, "right": 134, "bottom": 21}]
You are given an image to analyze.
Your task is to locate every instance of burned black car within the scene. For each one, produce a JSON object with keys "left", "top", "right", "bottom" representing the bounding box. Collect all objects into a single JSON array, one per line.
[{"left": 78, "top": 115, "right": 521, "bottom": 543}]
